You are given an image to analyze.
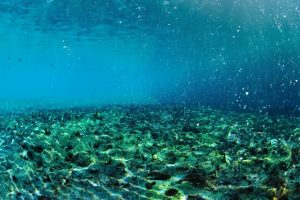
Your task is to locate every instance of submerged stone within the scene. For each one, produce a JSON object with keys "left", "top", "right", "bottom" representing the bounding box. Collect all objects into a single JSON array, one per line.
[
  {"left": 65, "top": 152, "right": 92, "bottom": 167},
  {"left": 181, "top": 169, "right": 209, "bottom": 188},
  {"left": 165, "top": 188, "right": 178, "bottom": 196},
  {"left": 145, "top": 182, "right": 156, "bottom": 190},
  {"left": 0, "top": 106, "right": 299, "bottom": 199},
  {"left": 182, "top": 125, "right": 199, "bottom": 133},
  {"left": 146, "top": 171, "right": 171, "bottom": 180}
]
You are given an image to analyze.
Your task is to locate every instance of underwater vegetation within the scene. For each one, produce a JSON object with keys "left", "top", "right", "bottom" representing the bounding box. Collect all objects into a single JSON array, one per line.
[{"left": 0, "top": 106, "right": 299, "bottom": 199}]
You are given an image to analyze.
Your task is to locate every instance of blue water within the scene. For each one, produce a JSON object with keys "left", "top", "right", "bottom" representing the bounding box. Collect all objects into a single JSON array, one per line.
[{"left": 0, "top": 0, "right": 299, "bottom": 114}]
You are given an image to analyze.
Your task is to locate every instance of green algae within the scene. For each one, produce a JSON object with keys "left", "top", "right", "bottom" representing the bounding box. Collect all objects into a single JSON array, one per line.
[{"left": 0, "top": 106, "right": 299, "bottom": 199}]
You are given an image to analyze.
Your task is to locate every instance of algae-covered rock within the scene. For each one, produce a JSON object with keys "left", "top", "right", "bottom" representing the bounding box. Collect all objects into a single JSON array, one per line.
[
  {"left": 0, "top": 106, "right": 299, "bottom": 199},
  {"left": 146, "top": 171, "right": 171, "bottom": 181}
]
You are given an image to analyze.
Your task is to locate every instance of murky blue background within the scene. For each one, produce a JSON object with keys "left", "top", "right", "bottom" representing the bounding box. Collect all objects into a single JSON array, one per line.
[{"left": 0, "top": 0, "right": 299, "bottom": 114}]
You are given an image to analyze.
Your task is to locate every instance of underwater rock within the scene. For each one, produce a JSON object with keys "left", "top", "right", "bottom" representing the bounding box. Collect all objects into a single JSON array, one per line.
[
  {"left": 249, "top": 147, "right": 269, "bottom": 156},
  {"left": 182, "top": 125, "right": 199, "bottom": 133},
  {"left": 37, "top": 196, "right": 51, "bottom": 200},
  {"left": 146, "top": 171, "right": 171, "bottom": 180},
  {"left": 180, "top": 169, "right": 209, "bottom": 188},
  {"left": 0, "top": 106, "right": 299, "bottom": 199},
  {"left": 145, "top": 181, "right": 156, "bottom": 189},
  {"left": 93, "top": 112, "right": 104, "bottom": 120},
  {"left": 32, "top": 145, "right": 44, "bottom": 153},
  {"left": 44, "top": 128, "right": 51, "bottom": 136},
  {"left": 265, "top": 175, "right": 286, "bottom": 189},
  {"left": 164, "top": 188, "right": 179, "bottom": 196},
  {"left": 187, "top": 195, "right": 206, "bottom": 200},
  {"left": 73, "top": 131, "right": 81, "bottom": 137},
  {"left": 66, "top": 152, "right": 92, "bottom": 167},
  {"left": 97, "top": 160, "right": 127, "bottom": 179},
  {"left": 291, "top": 147, "right": 300, "bottom": 164}
]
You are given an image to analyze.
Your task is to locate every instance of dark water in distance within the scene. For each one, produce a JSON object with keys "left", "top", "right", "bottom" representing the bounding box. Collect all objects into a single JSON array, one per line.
[{"left": 0, "top": 0, "right": 299, "bottom": 114}]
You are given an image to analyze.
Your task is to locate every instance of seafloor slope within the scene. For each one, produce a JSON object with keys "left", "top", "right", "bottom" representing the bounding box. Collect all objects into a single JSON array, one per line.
[{"left": 0, "top": 106, "right": 299, "bottom": 200}]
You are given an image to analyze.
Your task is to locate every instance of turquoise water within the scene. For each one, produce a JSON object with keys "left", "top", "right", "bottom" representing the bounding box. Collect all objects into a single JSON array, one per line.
[
  {"left": 0, "top": 0, "right": 299, "bottom": 113},
  {"left": 0, "top": 1, "right": 300, "bottom": 200}
]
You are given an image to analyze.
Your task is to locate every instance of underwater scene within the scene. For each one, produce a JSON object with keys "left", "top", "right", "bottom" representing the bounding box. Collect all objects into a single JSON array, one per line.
[{"left": 0, "top": 0, "right": 300, "bottom": 199}]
